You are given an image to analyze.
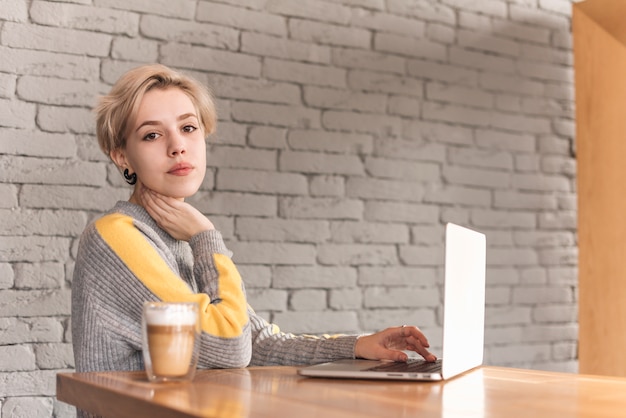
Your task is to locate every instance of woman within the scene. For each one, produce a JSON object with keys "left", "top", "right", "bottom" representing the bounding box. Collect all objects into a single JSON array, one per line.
[{"left": 72, "top": 64, "right": 436, "bottom": 381}]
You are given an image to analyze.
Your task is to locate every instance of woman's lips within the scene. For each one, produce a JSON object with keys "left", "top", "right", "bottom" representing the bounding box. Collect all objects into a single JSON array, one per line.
[{"left": 168, "top": 163, "right": 193, "bottom": 176}]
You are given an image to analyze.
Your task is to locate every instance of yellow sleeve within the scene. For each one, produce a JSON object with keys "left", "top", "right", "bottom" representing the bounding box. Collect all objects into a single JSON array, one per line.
[{"left": 95, "top": 213, "right": 248, "bottom": 338}]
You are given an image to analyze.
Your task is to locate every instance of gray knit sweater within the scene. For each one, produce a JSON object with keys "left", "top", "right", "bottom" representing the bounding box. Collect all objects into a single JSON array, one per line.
[{"left": 71, "top": 201, "right": 357, "bottom": 380}]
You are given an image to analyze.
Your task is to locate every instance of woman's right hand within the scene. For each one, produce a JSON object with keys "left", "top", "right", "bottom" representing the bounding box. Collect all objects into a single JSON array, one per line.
[{"left": 137, "top": 186, "right": 214, "bottom": 241}]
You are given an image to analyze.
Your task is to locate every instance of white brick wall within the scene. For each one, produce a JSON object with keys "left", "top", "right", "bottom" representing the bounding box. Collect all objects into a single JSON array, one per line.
[{"left": 0, "top": 0, "right": 578, "bottom": 416}]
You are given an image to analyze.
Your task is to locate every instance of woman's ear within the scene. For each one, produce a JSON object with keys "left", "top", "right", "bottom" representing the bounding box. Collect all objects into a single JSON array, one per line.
[{"left": 110, "top": 148, "right": 128, "bottom": 170}]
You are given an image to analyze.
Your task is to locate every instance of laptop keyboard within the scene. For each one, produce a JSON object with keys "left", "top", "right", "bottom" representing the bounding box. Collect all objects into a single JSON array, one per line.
[{"left": 366, "top": 359, "right": 442, "bottom": 373}]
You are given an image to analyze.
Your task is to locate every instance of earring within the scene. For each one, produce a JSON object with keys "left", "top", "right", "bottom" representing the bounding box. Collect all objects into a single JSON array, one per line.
[{"left": 123, "top": 168, "right": 137, "bottom": 185}]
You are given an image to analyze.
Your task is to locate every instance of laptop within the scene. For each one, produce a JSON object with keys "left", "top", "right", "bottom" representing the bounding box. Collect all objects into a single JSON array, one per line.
[{"left": 298, "top": 222, "right": 486, "bottom": 381}]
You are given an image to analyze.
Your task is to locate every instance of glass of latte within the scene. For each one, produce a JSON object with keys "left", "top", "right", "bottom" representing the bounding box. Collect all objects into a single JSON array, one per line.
[{"left": 142, "top": 302, "right": 200, "bottom": 382}]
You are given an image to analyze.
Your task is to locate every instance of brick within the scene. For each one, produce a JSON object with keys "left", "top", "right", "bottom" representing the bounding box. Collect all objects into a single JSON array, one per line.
[
  {"left": 0, "top": 370, "right": 57, "bottom": 397},
  {"left": 236, "top": 217, "right": 330, "bottom": 243},
  {"left": 448, "top": 147, "right": 513, "bottom": 170},
  {"left": 407, "top": 58, "right": 478, "bottom": 86},
  {"left": 34, "top": 343, "right": 74, "bottom": 369},
  {"left": 485, "top": 306, "right": 532, "bottom": 326},
  {"left": 242, "top": 32, "right": 331, "bottom": 64},
  {"left": 388, "top": 95, "right": 421, "bottom": 118},
  {"left": 0, "top": 209, "right": 87, "bottom": 236},
  {"left": 0, "top": 129, "right": 76, "bottom": 158},
  {"left": 364, "top": 286, "right": 440, "bottom": 308},
  {"left": 539, "top": 211, "right": 576, "bottom": 230},
  {"left": 0, "top": 345, "right": 36, "bottom": 371},
  {"left": 289, "top": 18, "right": 370, "bottom": 49},
  {"left": 450, "top": 46, "right": 515, "bottom": 74},
  {"left": 0, "top": 0, "right": 28, "bottom": 21},
  {"left": 539, "top": 134, "right": 572, "bottom": 154},
  {"left": 426, "top": 82, "right": 494, "bottom": 108},
  {"left": 317, "top": 244, "right": 397, "bottom": 265},
  {"left": 427, "top": 22, "right": 455, "bottom": 44},
  {"left": 521, "top": 43, "right": 571, "bottom": 65},
  {"left": 511, "top": 173, "right": 571, "bottom": 192},
  {"left": 358, "top": 266, "right": 438, "bottom": 287},
  {"left": 17, "top": 76, "right": 99, "bottom": 106},
  {"left": 479, "top": 72, "right": 544, "bottom": 95},
  {"left": 349, "top": 70, "right": 423, "bottom": 97},
  {"left": 329, "top": 288, "right": 362, "bottom": 310},
  {"left": 351, "top": 8, "right": 424, "bottom": 37},
  {"left": 95, "top": 0, "right": 196, "bottom": 19},
  {"left": 0, "top": 47, "right": 101, "bottom": 82},
  {"left": 0, "top": 237, "right": 70, "bottom": 262},
  {"left": 533, "top": 305, "right": 577, "bottom": 323},
  {"left": 488, "top": 344, "right": 551, "bottom": 365},
  {"left": 494, "top": 191, "right": 557, "bottom": 210},
  {"left": 290, "top": 289, "right": 327, "bottom": 311},
  {"left": 364, "top": 201, "right": 439, "bottom": 223},
  {"left": 485, "top": 247, "right": 539, "bottom": 266},
  {"left": 365, "top": 157, "right": 439, "bottom": 181},
  {"left": 330, "top": 221, "right": 409, "bottom": 244},
  {"left": 272, "top": 310, "right": 358, "bottom": 334},
  {"left": 161, "top": 43, "right": 261, "bottom": 78},
  {"left": 333, "top": 48, "right": 405, "bottom": 74},
  {"left": 472, "top": 210, "right": 536, "bottom": 229},
  {"left": 0, "top": 318, "right": 63, "bottom": 345},
  {"left": 273, "top": 266, "right": 357, "bottom": 289},
  {"left": 280, "top": 197, "right": 363, "bottom": 220},
  {"left": 30, "top": 2, "right": 139, "bottom": 36},
  {"left": 232, "top": 102, "right": 321, "bottom": 128},
  {"left": 347, "top": 177, "right": 424, "bottom": 202},
  {"left": 475, "top": 129, "right": 536, "bottom": 152},
  {"left": 267, "top": 0, "right": 352, "bottom": 25},
  {"left": 410, "top": 225, "right": 443, "bottom": 245},
  {"left": 111, "top": 37, "right": 158, "bottom": 62},
  {"left": 20, "top": 185, "right": 127, "bottom": 210},
  {"left": 280, "top": 151, "right": 364, "bottom": 175},
  {"left": 217, "top": 168, "right": 307, "bottom": 195},
  {"left": 2, "top": 22, "right": 111, "bottom": 56},
  {"left": 509, "top": 4, "right": 570, "bottom": 29},
  {"left": 288, "top": 130, "right": 373, "bottom": 154},
  {"left": 493, "top": 19, "right": 551, "bottom": 44},
  {"left": 360, "top": 308, "right": 438, "bottom": 331},
  {"left": 304, "top": 86, "right": 386, "bottom": 113},
  {"left": 519, "top": 267, "right": 548, "bottom": 285},
  {"left": 0, "top": 184, "right": 18, "bottom": 209},
  {"left": 141, "top": 15, "right": 238, "bottom": 50},
  {"left": 237, "top": 265, "right": 272, "bottom": 288},
  {"left": 323, "top": 110, "right": 402, "bottom": 136},
  {"left": 309, "top": 176, "right": 344, "bottom": 197},
  {"left": 0, "top": 289, "right": 71, "bottom": 316},
  {"left": 14, "top": 262, "right": 65, "bottom": 290},
  {"left": 211, "top": 122, "right": 246, "bottom": 146},
  {"left": 247, "top": 289, "right": 288, "bottom": 311},
  {"left": 0, "top": 156, "right": 105, "bottom": 186},
  {"left": 538, "top": 247, "right": 577, "bottom": 266},
  {"left": 457, "top": 29, "right": 519, "bottom": 57},
  {"left": 265, "top": 58, "right": 347, "bottom": 88},
  {"left": 208, "top": 146, "right": 276, "bottom": 170},
  {"left": 386, "top": 0, "right": 456, "bottom": 25},
  {"left": 423, "top": 102, "right": 493, "bottom": 128},
  {"left": 197, "top": 2, "right": 287, "bottom": 36},
  {"left": 0, "top": 98, "right": 36, "bottom": 129},
  {"left": 0, "top": 263, "right": 13, "bottom": 289},
  {"left": 37, "top": 107, "right": 94, "bottom": 134},
  {"left": 249, "top": 126, "right": 287, "bottom": 149},
  {"left": 189, "top": 191, "right": 277, "bottom": 217},
  {"left": 443, "top": 165, "right": 510, "bottom": 189},
  {"left": 0, "top": 73, "right": 15, "bottom": 98},
  {"left": 522, "top": 324, "right": 578, "bottom": 343},
  {"left": 374, "top": 139, "right": 446, "bottom": 162},
  {"left": 375, "top": 32, "right": 447, "bottom": 61},
  {"left": 398, "top": 245, "right": 443, "bottom": 266},
  {"left": 207, "top": 73, "right": 300, "bottom": 105},
  {"left": 228, "top": 241, "right": 316, "bottom": 265},
  {"left": 2, "top": 397, "right": 53, "bottom": 417}
]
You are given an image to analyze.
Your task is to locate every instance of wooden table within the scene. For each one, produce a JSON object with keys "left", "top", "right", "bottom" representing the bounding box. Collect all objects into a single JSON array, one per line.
[{"left": 57, "top": 365, "right": 626, "bottom": 417}]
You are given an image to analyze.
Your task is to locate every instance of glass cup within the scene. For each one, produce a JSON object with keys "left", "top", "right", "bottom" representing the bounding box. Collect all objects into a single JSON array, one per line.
[{"left": 142, "top": 301, "right": 200, "bottom": 382}]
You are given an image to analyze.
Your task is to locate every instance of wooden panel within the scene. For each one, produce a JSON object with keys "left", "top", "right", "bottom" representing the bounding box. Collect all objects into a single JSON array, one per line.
[{"left": 574, "top": 1, "right": 626, "bottom": 376}]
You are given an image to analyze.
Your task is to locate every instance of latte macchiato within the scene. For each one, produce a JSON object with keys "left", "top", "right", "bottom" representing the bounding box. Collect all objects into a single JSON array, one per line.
[{"left": 142, "top": 302, "right": 200, "bottom": 382}]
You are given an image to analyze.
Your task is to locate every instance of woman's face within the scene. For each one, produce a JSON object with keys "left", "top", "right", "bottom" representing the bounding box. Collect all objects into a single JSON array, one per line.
[{"left": 113, "top": 87, "right": 207, "bottom": 200}]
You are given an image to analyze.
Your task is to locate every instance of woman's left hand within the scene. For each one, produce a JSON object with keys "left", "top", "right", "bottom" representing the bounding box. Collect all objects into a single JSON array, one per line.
[{"left": 354, "top": 325, "right": 437, "bottom": 363}]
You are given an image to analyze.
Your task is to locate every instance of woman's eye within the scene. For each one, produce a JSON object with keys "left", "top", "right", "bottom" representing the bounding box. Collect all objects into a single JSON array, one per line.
[
  {"left": 143, "top": 132, "right": 160, "bottom": 141},
  {"left": 183, "top": 125, "right": 197, "bottom": 133}
]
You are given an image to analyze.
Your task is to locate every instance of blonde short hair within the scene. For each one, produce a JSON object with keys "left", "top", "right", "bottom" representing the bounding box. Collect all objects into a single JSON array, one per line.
[{"left": 95, "top": 64, "right": 217, "bottom": 156}]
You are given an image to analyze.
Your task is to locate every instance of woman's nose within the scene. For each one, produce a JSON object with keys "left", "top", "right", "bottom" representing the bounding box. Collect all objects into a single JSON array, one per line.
[{"left": 168, "top": 134, "right": 186, "bottom": 156}]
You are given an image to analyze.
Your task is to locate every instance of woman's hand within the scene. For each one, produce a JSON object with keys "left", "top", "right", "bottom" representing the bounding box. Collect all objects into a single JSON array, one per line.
[
  {"left": 137, "top": 186, "right": 214, "bottom": 241},
  {"left": 354, "top": 325, "right": 437, "bottom": 363}
]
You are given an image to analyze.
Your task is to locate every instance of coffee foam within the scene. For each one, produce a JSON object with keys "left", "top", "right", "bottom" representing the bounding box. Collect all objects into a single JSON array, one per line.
[{"left": 144, "top": 305, "right": 197, "bottom": 326}]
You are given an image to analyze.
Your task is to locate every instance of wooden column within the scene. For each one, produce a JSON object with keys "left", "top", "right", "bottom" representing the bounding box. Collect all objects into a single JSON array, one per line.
[{"left": 574, "top": 0, "right": 626, "bottom": 377}]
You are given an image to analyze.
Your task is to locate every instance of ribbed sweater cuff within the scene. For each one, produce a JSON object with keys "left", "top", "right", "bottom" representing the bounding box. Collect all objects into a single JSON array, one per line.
[{"left": 189, "top": 229, "right": 233, "bottom": 258}]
